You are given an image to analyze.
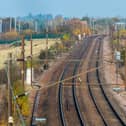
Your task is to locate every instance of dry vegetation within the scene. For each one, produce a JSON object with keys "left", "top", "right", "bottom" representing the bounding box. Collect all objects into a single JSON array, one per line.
[{"left": 0, "top": 39, "right": 61, "bottom": 69}]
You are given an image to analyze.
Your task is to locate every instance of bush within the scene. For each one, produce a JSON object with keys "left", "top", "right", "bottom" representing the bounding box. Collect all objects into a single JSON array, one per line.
[
  {"left": 13, "top": 80, "right": 30, "bottom": 116},
  {"left": 39, "top": 49, "right": 55, "bottom": 60},
  {"left": 121, "top": 49, "right": 125, "bottom": 63}
]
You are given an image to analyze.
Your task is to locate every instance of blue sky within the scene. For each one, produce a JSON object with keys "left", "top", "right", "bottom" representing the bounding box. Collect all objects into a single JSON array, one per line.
[{"left": 0, "top": 0, "right": 126, "bottom": 17}]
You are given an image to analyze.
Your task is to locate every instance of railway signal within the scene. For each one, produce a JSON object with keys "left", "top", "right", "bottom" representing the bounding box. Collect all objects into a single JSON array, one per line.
[
  {"left": 78, "top": 77, "right": 82, "bottom": 83},
  {"left": 14, "top": 92, "right": 29, "bottom": 99}
]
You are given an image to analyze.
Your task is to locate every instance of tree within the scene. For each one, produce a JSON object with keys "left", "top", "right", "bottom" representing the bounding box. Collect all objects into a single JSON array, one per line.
[
  {"left": 4, "top": 31, "right": 18, "bottom": 40},
  {"left": 81, "top": 16, "right": 90, "bottom": 24},
  {"left": 23, "top": 29, "right": 33, "bottom": 35},
  {"left": 13, "top": 81, "right": 30, "bottom": 117},
  {"left": 62, "top": 33, "right": 70, "bottom": 42},
  {"left": 119, "top": 30, "right": 126, "bottom": 38},
  {"left": 72, "top": 28, "right": 81, "bottom": 36},
  {"left": 112, "top": 17, "right": 120, "bottom": 23}
]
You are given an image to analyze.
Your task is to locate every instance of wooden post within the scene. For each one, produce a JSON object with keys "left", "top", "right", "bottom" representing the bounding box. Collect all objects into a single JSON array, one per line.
[
  {"left": 7, "top": 53, "right": 13, "bottom": 126},
  {"left": 125, "top": 41, "right": 126, "bottom": 91},
  {"left": 30, "top": 33, "right": 33, "bottom": 86},
  {"left": 21, "top": 36, "right": 25, "bottom": 89},
  {"left": 44, "top": 27, "right": 48, "bottom": 69}
]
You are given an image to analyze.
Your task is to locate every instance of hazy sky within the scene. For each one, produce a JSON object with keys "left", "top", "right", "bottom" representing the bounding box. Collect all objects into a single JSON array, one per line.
[{"left": 0, "top": 0, "right": 126, "bottom": 17}]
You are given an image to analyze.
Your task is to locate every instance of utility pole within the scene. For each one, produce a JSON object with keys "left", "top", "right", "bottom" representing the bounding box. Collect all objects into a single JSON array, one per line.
[
  {"left": 44, "top": 27, "right": 48, "bottom": 69},
  {"left": 18, "top": 21, "right": 20, "bottom": 33},
  {"left": 125, "top": 41, "right": 126, "bottom": 91},
  {"left": 109, "top": 25, "right": 114, "bottom": 60},
  {"left": 7, "top": 53, "right": 13, "bottom": 126},
  {"left": 114, "top": 26, "right": 120, "bottom": 86},
  {"left": 117, "top": 27, "right": 120, "bottom": 51},
  {"left": 92, "top": 18, "right": 95, "bottom": 34},
  {"left": 17, "top": 36, "right": 25, "bottom": 89},
  {"left": 21, "top": 36, "right": 25, "bottom": 89},
  {"left": 30, "top": 33, "right": 33, "bottom": 86}
]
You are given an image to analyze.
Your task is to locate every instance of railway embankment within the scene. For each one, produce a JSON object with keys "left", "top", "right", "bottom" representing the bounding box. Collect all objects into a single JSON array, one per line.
[{"left": 103, "top": 37, "right": 126, "bottom": 119}]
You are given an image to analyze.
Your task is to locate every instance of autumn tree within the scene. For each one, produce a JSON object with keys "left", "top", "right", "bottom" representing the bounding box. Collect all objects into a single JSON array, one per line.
[
  {"left": 13, "top": 80, "right": 30, "bottom": 117},
  {"left": 4, "top": 31, "right": 19, "bottom": 40}
]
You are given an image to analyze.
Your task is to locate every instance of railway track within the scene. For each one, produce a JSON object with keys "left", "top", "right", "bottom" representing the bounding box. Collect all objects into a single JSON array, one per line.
[
  {"left": 58, "top": 63, "right": 85, "bottom": 126},
  {"left": 30, "top": 37, "right": 92, "bottom": 126},
  {"left": 30, "top": 37, "right": 89, "bottom": 126},
  {"left": 30, "top": 35, "right": 125, "bottom": 126},
  {"left": 87, "top": 37, "right": 126, "bottom": 126},
  {"left": 58, "top": 37, "right": 93, "bottom": 126},
  {"left": 30, "top": 91, "right": 41, "bottom": 126},
  {"left": 72, "top": 63, "right": 85, "bottom": 125}
]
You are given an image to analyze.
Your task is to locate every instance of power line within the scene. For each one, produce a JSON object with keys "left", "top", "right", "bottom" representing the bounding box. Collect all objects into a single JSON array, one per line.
[
  {"left": 5, "top": 59, "right": 26, "bottom": 126},
  {"left": 7, "top": 53, "right": 13, "bottom": 126},
  {"left": 37, "top": 65, "right": 103, "bottom": 90},
  {"left": 32, "top": 64, "right": 125, "bottom": 90}
]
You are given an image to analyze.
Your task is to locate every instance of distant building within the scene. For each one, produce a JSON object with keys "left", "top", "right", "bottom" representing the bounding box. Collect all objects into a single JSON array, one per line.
[
  {"left": 66, "top": 18, "right": 87, "bottom": 27},
  {"left": 2, "top": 17, "right": 15, "bottom": 33},
  {"left": 114, "top": 22, "right": 126, "bottom": 30},
  {"left": 34, "top": 21, "right": 38, "bottom": 32},
  {"left": 66, "top": 18, "right": 88, "bottom": 32},
  {"left": 54, "top": 15, "right": 64, "bottom": 26},
  {"left": 0, "top": 19, "right": 2, "bottom": 33}
]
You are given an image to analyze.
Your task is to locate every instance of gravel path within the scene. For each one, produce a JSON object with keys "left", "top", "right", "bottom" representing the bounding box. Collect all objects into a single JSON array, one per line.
[
  {"left": 29, "top": 53, "right": 68, "bottom": 126},
  {"left": 103, "top": 37, "right": 126, "bottom": 114}
]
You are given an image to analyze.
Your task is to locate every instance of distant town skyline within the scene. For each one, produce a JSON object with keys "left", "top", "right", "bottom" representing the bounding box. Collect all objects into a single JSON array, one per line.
[{"left": 0, "top": 0, "right": 126, "bottom": 18}]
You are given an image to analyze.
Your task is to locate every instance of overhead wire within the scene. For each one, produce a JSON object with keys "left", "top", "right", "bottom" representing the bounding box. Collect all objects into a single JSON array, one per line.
[
  {"left": 37, "top": 65, "right": 103, "bottom": 90},
  {"left": 5, "top": 65, "right": 26, "bottom": 126}
]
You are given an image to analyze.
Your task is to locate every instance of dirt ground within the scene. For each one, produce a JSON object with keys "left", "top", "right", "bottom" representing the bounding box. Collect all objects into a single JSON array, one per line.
[
  {"left": 28, "top": 36, "right": 126, "bottom": 125},
  {"left": 28, "top": 53, "right": 69, "bottom": 126},
  {"left": 103, "top": 37, "right": 126, "bottom": 113},
  {"left": 0, "top": 85, "right": 7, "bottom": 125},
  {"left": 0, "top": 39, "right": 61, "bottom": 69}
]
